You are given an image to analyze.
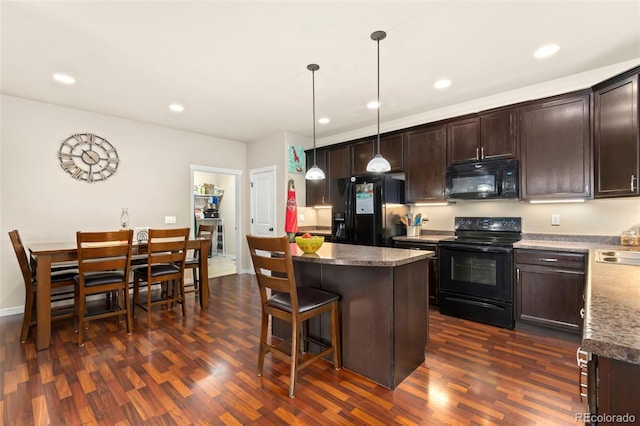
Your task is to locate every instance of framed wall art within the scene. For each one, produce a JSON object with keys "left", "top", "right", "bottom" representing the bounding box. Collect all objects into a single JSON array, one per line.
[{"left": 287, "top": 145, "right": 305, "bottom": 174}]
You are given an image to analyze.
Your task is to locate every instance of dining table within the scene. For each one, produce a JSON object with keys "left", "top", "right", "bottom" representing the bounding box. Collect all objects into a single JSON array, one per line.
[{"left": 28, "top": 238, "right": 211, "bottom": 351}]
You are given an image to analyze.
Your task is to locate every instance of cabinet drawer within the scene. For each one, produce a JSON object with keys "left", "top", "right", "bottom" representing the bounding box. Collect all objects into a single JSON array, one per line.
[
  {"left": 515, "top": 249, "right": 586, "bottom": 270},
  {"left": 395, "top": 241, "right": 438, "bottom": 253}
]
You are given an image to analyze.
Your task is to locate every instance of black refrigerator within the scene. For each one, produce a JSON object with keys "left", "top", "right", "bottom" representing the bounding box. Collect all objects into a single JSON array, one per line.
[{"left": 331, "top": 175, "right": 408, "bottom": 247}]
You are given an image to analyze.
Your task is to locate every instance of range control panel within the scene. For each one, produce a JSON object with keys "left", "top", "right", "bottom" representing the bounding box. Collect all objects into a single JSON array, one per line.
[{"left": 454, "top": 217, "right": 522, "bottom": 232}]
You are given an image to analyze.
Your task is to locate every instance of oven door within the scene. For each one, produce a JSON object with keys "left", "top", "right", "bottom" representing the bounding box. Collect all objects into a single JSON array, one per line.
[{"left": 439, "top": 243, "right": 513, "bottom": 301}]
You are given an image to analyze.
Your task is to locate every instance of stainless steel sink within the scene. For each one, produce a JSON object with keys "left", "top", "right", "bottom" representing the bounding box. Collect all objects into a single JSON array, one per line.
[{"left": 595, "top": 249, "right": 640, "bottom": 266}]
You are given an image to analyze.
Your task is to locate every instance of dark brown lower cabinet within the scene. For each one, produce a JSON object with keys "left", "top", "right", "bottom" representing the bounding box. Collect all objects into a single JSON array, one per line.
[
  {"left": 515, "top": 250, "right": 586, "bottom": 333},
  {"left": 594, "top": 356, "right": 640, "bottom": 425}
]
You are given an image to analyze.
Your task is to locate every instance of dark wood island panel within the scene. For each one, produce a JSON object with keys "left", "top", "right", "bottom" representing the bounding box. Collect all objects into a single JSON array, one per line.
[{"left": 280, "top": 243, "right": 432, "bottom": 389}]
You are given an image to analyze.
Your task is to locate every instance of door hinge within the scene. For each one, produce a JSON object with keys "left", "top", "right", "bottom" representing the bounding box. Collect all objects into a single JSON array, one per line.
[
  {"left": 251, "top": 218, "right": 254, "bottom": 224},
  {"left": 250, "top": 182, "right": 254, "bottom": 188}
]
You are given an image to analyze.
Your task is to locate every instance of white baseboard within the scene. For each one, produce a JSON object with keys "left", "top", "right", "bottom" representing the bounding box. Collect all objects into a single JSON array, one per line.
[{"left": 0, "top": 306, "right": 24, "bottom": 318}]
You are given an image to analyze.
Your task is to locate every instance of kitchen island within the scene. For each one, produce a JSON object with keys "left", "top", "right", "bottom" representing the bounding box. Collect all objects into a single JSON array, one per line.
[{"left": 287, "top": 242, "right": 433, "bottom": 389}]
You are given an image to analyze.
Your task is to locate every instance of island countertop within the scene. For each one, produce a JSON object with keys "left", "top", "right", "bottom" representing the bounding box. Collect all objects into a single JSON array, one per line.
[
  {"left": 290, "top": 242, "right": 433, "bottom": 267},
  {"left": 582, "top": 248, "right": 640, "bottom": 364}
]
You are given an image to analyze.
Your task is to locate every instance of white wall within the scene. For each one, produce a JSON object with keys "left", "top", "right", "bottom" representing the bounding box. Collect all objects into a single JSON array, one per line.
[
  {"left": 0, "top": 95, "right": 246, "bottom": 313},
  {"left": 411, "top": 198, "right": 640, "bottom": 237}
]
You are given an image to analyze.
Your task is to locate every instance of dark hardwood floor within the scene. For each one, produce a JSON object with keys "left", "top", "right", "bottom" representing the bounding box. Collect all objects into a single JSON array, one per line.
[{"left": 1, "top": 274, "right": 585, "bottom": 425}]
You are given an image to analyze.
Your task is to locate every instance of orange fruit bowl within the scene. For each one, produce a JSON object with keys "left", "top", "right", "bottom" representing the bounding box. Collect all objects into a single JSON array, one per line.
[{"left": 295, "top": 236, "right": 325, "bottom": 254}]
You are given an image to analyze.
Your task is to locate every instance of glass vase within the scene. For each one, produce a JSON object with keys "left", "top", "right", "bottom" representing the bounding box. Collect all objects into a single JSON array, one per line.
[{"left": 120, "top": 208, "right": 130, "bottom": 229}]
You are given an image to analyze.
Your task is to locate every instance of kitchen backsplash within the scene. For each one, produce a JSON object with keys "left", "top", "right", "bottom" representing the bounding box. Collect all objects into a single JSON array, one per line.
[{"left": 302, "top": 197, "right": 640, "bottom": 237}]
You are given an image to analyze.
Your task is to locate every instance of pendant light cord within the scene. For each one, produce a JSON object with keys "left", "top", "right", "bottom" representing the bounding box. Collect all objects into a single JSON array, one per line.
[
  {"left": 312, "top": 67, "right": 317, "bottom": 165},
  {"left": 376, "top": 36, "right": 381, "bottom": 155}
]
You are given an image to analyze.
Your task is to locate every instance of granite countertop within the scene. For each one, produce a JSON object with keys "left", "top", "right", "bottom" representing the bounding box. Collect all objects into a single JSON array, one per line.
[
  {"left": 290, "top": 242, "right": 433, "bottom": 267},
  {"left": 582, "top": 248, "right": 640, "bottom": 364},
  {"left": 393, "top": 234, "right": 455, "bottom": 244},
  {"left": 297, "top": 227, "right": 332, "bottom": 236}
]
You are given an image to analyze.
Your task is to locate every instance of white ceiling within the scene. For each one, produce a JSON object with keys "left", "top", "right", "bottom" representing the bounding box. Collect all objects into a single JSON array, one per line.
[{"left": 2, "top": 1, "right": 640, "bottom": 143}]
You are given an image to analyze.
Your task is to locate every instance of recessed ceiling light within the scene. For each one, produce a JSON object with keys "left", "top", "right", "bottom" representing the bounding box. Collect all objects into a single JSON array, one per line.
[
  {"left": 367, "top": 101, "right": 379, "bottom": 109},
  {"left": 534, "top": 44, "right": 560, "bottom": 59},
  {"left": 434, "top": 79, "right": 451, "bottom": 90},
  {"left": 53, "top": 73, "right": 76, "bottom": 85},
  {"left": 318, "top": 117, "right": 330, "bottom": 124},
  {"left": 169, "top": 103, "right": 185, "bottom": 113}
]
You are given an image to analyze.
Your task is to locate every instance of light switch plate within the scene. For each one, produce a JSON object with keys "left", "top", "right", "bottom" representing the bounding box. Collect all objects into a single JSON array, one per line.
[
  {"left": 298, "top": 213, "right": 305, "bottom": 222},
  {"left": 551, "top": 214, "right": 560, "bottom": 226},
  {"left": 165, "top": 216, "right": 176, "bottom": 224}
]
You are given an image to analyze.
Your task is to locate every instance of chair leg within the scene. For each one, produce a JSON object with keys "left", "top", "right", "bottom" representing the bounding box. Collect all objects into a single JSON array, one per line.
[
  {"left": 192, "top": 268, "right": 199, "bottom": 298},
  {"left": 133, "top": 276, "right": 139, "bottom": 319},
  {"left": 123, "top": 286, "right": 132, "bottom": 335},
  {"left": 77, "top": 290, "right": 85, "bottom": 347},
  {"left": 257, "top": 313, "right": 268, "bottom": 376},
  {"left": 289, "top": 319, "right": 299, "bottom": 398},
  {"left": 179, "top": 279, "right": 186, "bottom": 318},
  {"left": 147, "top": 281, "right": 152, "bottom": 327},
  {"left": 331, "top": 302, "right": 342, "bottom": 369},
  {"left": 20, "top": 288, "right": 35, "bottom": 343}
]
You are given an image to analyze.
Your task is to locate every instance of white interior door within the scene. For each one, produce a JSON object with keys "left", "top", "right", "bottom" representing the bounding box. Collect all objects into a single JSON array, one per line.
[{"left": 250, "top": 166, "right": 277, "bottom": 237}]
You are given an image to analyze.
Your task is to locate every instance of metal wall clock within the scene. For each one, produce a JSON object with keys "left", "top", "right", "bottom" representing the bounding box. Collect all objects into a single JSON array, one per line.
[{"left": 58, "top": 133, "right": 119, "bottom": 183}]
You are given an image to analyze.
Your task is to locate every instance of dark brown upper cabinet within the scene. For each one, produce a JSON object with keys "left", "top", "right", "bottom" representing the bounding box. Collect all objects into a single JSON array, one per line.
[
  {"left": 327, "top": 144, "right": 350, "bottom": 203},
  {"left": 447, "top": 111, "right": 517, "bottom": 165},
  {"left": 404, "top": 124, "right": 447, "bottom": 203},
  {"left": 304, "top": 148, "right": 328, "bottom": 206},
  {"left": 479, "top": 107, "right": 518, "bottom": 161},
  {"left": 447, "top": 116, "right": 480, "bottom": 164},
  {"left": 351, "top": 133, "right": 404, "bottom": 175},
  {"left": 519, "top": 91, "right": 592, "bottom": 200},
  {"left": 593, "top": 71, "right": 639, "bottom": 198}
]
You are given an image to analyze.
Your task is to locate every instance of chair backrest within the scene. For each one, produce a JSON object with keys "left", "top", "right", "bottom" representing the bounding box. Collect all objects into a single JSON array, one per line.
[
  {"left": 147, "top": 227, "right": 190, "bottom": 269},
  {"left": 197, "top": 223, "right": 215, "bottom": 240},
  {"left": 246, "top": 235, "right": 298, "bottom": 310},
  {"left": 194, "top": 224, "right": 215, "bottom": 258},
  {"left": 8, "top": 230, "right": 34, "bottom": 288},
  {"left": 76, "top": 230, "right": 134, "bottom": 279}
]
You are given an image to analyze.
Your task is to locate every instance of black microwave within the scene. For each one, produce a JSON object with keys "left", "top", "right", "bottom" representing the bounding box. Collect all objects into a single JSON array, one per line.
[{"left": 445, "top": 158, "right": 519, "bottom": 200}]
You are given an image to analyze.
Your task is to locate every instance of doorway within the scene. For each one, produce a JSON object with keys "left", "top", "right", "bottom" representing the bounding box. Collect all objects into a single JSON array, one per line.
[
  {"left": 249, "top": 166, "right": 277, "bottom": 237},
  {"left": 190, "top": 165, "right": 242, "bottom": 277}
]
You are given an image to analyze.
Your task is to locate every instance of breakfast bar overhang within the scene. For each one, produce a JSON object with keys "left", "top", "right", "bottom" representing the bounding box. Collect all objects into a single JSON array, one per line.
[{"left": 286, "top": 242, "right": 433, "bottom": 389}]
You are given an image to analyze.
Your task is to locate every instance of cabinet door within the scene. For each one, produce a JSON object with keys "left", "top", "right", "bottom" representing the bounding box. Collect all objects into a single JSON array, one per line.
[
  {"left": 516, "top": 264, "right": 585, "bottom": 332},
  {"left": 597, "top": 357, "right": 640, "bottom": 425},
  {"left": 480, "top": 107, "right": 517, "bottom": 160},
  {"left": 594, "top": 74, "right": 639, "bottom": 198},
  {"left": 327, "top": 145, "right": 350, "bottom": 204},
  {"left": 447, "top": 116, "right": 480, "bottom": 164},
  {"left": 380, "top": 133, "right": 404, "bottom": 172},
  {"left": 351, "top": 139, "right": 374, "bottom": 176},
  {"left": 519, "top": 92, "right": 591, "bottom": 200},
  {"left": 404, "top": 125, "right": 447, "bottom": 202},
  {"left": 305, "top": 148, "right": 328, "bottom": 205}
]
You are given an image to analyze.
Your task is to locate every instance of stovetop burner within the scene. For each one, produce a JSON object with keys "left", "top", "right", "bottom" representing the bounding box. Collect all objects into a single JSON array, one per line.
[{"left": 443, "top": 217, "right": 522, "bottom": 247}]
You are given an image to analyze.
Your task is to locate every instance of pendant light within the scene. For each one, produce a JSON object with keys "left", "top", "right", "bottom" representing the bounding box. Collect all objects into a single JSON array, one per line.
[
  {"left": 366, "top": 30, "right": 391, "bottom": 173},
  {"left": 305, "top": 64, "right": 326, "bottom": 180}
]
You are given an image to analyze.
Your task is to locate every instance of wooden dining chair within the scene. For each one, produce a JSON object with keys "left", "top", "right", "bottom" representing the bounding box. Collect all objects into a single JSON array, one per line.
[
  {"left": 246, "top": 235, "right": 341, "bottom": 398},
  {"left": 132, "top": 227, "right": 190, "bottom": 327},
  {"left": 75, "top": 229, "right": 134, "bottom": 347},
  {"left": 184, "top": 223, "right": 215, "bottom": 301},
  {"left": 8, "top": 230, "right": 78, "bottom": 343}
]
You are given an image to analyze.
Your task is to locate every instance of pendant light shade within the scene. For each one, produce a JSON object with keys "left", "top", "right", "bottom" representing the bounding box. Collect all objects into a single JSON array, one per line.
[
  {"left": 305, "top": 64, "right": 326, "bottom": 181},
  {"left": 366, "top": 30, "right": 391, "bottom": 173}
]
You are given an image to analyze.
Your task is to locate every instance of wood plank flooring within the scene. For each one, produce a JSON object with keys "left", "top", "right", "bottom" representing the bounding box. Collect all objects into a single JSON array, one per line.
[{"left": 1, "top": 274, "right": 586, "bottom": 425}]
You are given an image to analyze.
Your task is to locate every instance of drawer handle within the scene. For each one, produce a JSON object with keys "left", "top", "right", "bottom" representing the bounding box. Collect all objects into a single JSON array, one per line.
[
  {"left": 538, "top": 258, "right": 558, "bottom": 262},
  {"left": 631, "top": 174, "right": 637, "bottom": 192},
  {"left": 580, "top": 307, "right": 585, "bottom": 319}
]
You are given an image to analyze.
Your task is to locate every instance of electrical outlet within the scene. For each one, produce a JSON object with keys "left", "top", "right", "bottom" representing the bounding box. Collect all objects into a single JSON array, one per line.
[
  {"left": 298, "top": 213, "right": 305, "bottom": 222},
  {"left": 551, "top": 214, "right": 560, "bottom": 226},
  {"left": 165, "top": 216, "right": 176, "bottom": 224}
]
